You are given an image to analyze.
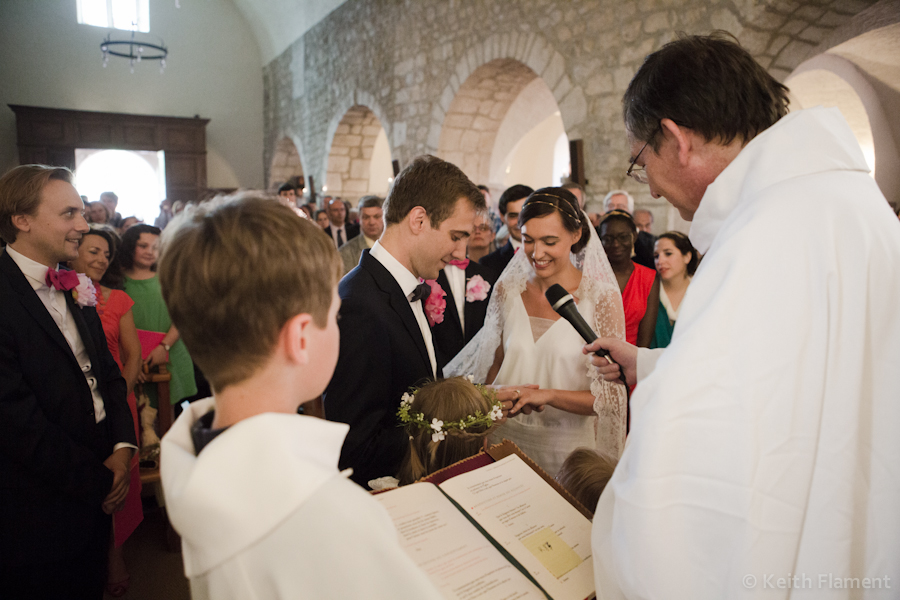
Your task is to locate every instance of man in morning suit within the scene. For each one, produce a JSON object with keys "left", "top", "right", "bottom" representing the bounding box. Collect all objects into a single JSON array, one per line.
[
  {"left": 324, "top": 155, "right": 486, "bottom": 487},
  {"left": 479, "top": 184, "right": 532, "bottom": 275},
  {"left": 0, "top": 165, "right": 137, "bottom": 599}
]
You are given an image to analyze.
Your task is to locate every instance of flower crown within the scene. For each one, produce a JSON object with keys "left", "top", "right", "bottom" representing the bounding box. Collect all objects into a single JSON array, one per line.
[{"left": 397, "top": 376, "right": 503, "bottom": 443}]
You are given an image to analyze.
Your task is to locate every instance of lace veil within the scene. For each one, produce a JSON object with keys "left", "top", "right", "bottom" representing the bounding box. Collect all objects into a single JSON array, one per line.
[{"left": 445, "top": 211, "right": 628, "bottom": 457}]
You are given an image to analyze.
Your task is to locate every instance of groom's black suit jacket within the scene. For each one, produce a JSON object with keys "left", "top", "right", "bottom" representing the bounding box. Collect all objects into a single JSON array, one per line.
[
  {"left": 431, "top": 261, "right": 498, "bottom": 365},
  {"left": 0, "top": 250, "right": 135, "bottom": 572},
  {"left": 324, "top": 249, "right": 440, "bottom": 487}
]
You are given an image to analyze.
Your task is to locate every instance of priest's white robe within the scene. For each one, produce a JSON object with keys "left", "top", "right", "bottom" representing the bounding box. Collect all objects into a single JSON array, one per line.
[
  {"left": 161, "top": 398, "right": 443, "bottom": 600},
  {"left": 593, "top": 107, "right": 900, "bottom": 599}
]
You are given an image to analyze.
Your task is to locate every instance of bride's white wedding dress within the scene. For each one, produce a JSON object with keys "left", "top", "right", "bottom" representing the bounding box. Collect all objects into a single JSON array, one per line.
[
  {"left": 489, "top": 291, "right": 600, "bottom": 476},
  {"left": 447, "top": 214, "right": 627, "bottom": 476}
]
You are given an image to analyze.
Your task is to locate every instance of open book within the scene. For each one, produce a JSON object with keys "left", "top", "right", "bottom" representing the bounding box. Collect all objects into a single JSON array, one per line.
[{"left": 373, "top": 443, "right": 595, "bottom": 600}]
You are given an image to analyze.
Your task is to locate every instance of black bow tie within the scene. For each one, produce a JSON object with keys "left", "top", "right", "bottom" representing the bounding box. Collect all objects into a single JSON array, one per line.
[{"left": 409, "top": 282, "right": 431, "bottom": 303}]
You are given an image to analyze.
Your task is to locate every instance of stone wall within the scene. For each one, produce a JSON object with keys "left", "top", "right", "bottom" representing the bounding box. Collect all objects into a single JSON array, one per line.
[{"left": 263, "top": 0, "right": 877, "bottom": 214}]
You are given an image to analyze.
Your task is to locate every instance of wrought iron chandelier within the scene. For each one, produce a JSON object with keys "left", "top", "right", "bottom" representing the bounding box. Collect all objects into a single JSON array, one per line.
[{"left": 100, "top": 29, "right": 168, "bottom": 74}]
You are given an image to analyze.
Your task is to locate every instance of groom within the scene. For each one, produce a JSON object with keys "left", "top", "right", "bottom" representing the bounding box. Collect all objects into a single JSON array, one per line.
[
  {"left": 0, "top": 165, "right": 136, "bottom": 598},
  {"left": 324, "top": 155, "right": 485, "bottom": 487}
]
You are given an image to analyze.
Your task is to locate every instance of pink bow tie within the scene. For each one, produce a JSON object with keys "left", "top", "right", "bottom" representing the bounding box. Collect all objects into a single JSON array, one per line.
[
  {"left": 448, "top": 259, "right": 469, "bottom": 269},
  {"left": 45, "top": 268, "right": 79, "bottom": 291}
]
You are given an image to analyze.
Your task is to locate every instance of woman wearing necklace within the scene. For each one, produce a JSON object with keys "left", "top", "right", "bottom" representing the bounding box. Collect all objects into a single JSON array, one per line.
[
  {"left": 598, "top": 210, "right": 659, "bottom": 348},
  {"left": 651, "top": 231, "right": 699, "bottom": 348}
]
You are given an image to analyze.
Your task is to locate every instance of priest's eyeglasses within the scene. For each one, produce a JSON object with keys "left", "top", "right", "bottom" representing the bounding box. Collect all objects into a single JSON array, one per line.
[{"left": 626, "top": 124, "right": 661, "bottom": 185}]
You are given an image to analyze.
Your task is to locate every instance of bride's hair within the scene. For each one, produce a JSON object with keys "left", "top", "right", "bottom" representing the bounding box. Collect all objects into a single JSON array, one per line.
[
  {"left": 397, "top": 377, "right": 498, "bottom": 485},
  {"left": 518, "top": 187, "right": 591, "bottom": 254}
]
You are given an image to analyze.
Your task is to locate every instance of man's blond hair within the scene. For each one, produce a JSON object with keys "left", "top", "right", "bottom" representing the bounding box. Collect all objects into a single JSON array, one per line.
[
  {"left": 159, "top": 193, "right": 342, "bottom": 392},
  {"left": 0, "top": 165, "right": 74, "bottom": 244}
]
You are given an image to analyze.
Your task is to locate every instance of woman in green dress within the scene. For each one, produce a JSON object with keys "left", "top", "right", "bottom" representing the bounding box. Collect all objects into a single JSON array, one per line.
[
  {"left": 119, "top": 224, "right": 197, "bottom": 408},
  {"left": 651, "top": 231, "right": 699, "bottom": 348}
]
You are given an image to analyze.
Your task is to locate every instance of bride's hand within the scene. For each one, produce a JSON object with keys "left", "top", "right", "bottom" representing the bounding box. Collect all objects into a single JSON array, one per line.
[
  {"left": 492, "top": 385, "right": 539, "bottom": 420},
  {"left": 509, "top": 388, "right": 552, "bottom": 416}
]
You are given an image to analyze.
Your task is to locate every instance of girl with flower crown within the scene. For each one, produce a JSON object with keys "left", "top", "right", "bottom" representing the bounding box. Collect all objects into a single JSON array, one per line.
[
  {"left": 396, "top": 376, "right": 504, "bottom": 485},
  {"left": 446, "top": 187, "right": 628, "bottom": 476}
]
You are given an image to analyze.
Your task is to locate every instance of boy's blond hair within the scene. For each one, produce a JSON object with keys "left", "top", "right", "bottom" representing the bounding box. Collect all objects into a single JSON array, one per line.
[
  {"left": 159, "top": 193, "right": 341, "bottom": 391},
  {"left": 556, "top": 448, "right": 618, "bottom": 517}
]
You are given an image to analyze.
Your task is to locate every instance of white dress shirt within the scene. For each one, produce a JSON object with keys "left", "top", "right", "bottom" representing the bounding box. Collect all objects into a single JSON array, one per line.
[
  {"left": 510, "top": 236, "right": 522, "bottom": 251},
  {"left": 7, "top": 246, "right": 135, "bottom": 451},
  {"left": 443, "top": 264, "right": 466, "bottom": 331},
  {"left": 330, "top": 223, "right": 348, "bottom": 248},
  {"left": 369, "top": 242, "right": 437, "bottom": 377}
]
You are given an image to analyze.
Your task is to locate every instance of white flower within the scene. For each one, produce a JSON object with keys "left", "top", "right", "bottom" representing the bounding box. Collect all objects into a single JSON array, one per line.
[
  {"left": 465, "top": 374, "right": 475, "bottom": 383},
  {"left": 73, "top": 274, "right": 97, "bottom": 308},
  {"left": 430, "top": 418, "right": 443, "bottom": 432},
  {"left": 490, "top": 405, "right": 503, "bottom": 421},
  {"left": 400, "top": 392, "right": 414, "bottom": 408},
  {"left": 431, "top": 430, "right": 446, "bottom": 443}
]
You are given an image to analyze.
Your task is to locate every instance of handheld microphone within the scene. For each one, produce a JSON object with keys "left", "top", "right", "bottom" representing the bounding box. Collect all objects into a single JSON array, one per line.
[{"left": 545, "top": 284, "right": 613, "bottom": 363}]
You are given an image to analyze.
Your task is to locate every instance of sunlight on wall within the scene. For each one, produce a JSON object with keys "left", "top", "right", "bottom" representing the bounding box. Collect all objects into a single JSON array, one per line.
[{"left": 74, "top": 149, "right": 166, "bottom": 224}]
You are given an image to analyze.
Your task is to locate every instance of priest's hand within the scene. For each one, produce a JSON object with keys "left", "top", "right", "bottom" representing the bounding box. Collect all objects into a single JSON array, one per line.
[{"left": 584, "top": 337, "right": 637, "bottom": 387}]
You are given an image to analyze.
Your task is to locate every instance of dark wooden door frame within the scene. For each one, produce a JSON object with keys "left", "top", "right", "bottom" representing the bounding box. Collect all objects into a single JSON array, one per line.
[{"left": 9, "top": 105, "right": 210, "bottom": 203}]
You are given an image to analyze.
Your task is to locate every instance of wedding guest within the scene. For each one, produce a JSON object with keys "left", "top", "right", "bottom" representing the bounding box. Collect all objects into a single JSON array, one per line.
[
  {"left": 601, "top": 190, "right": 656, "bottom": 268},
  {"left": 323, "top": 197, "right": 358, "bottom": 248},
  {"left": 339, "top": 195, "right": 384, "bottom": 275},
  {"left": 154, "top": 199, "right": 173, "bottom": 229},
  {"left": 397, "top": 376, "right": 505, "bottom": 485},
  {"left": 277, "top": 182, "right": 296, "bottom": 205},
  {"left": 466, "top": 212, "right": 496, "bottom": 263},
  {"left": 651, "top": 231, "right": 698, "bottom": 348},
  {"left": 479, "top": 184, "right": 533, "bottom": 275},
  {"left": 556, "top": 448, "right": 617, "bottom": 518},
  {"left": 599, "top": 210, "right": 659, "bottom": 347},
  {"left": 448, "top": 188, "right": 628, "bottom": 476},
  {"left": 119, "top": 225, "right": 197, "bottom": 414},
  {"left": 634, "top": 209, "right": 654, "bottom": 234},
  {"left": 158, "top": 194, "right": 442, "bottom": 599},
  {"left": 68, "top": 225, "right": 142, "bottom": 597},
  {"left": 0, "top": 165, "right": 135, "bottom": 598},
  {"left": 119, "top": 216, "right": 141, "bottom": 231},
  {"left": 315, "top": 209, "right": 330, "bottom": 229},
  {"left": 87, "top": 201, "right": 111, "bottom": 225},
  {"left": 100, "top": 192, "right": 124, "bottom": 228}
]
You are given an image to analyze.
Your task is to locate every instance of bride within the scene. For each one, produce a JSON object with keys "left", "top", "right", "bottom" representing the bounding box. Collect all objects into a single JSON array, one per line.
[{"left": 446, "top": 187, "right": 627, "bottom": 475}]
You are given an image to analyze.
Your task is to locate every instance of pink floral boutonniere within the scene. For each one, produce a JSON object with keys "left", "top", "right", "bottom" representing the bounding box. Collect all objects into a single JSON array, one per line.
[
  {"left": 465, "top": 275, "right": 491, "bottom": 302},
  {"left": 423, "top": 279, "right": 446, "bottom": 326},
  {"left": 72, "top": 274, "right": 98, "bottom": 308}
]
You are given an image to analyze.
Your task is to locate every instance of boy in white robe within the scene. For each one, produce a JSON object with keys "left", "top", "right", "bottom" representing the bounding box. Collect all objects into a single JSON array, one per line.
[
  {"left": 158, "top": 195, "right": 442, "bottom": 599},
  {"left": 587, "top": 34, "right": 900, "bottom": 599}
]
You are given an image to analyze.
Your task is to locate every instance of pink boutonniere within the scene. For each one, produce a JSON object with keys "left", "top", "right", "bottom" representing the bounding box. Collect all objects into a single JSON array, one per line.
[
  {"left": 465, "top": 275, "right": 491, "bottom": 302},
  {"left": 423, "top": 279, "right": 446, "bottom": 326},
  {"left": 72, "top": 274, "right": 98, "bottom": 308}
]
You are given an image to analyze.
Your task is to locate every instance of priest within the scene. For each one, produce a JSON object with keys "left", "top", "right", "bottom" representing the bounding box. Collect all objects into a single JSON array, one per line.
[{"left": 587, "top": 33, "right": 900, "bottom": 598}]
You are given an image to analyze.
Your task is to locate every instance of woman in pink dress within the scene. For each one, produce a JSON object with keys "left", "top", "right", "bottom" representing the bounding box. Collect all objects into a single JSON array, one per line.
[
  {"left": 599, "top": 210, "right": 659, "bottom": 347},
  {"left": 69, "top": 225, "right": 142, "bottom": 597}
]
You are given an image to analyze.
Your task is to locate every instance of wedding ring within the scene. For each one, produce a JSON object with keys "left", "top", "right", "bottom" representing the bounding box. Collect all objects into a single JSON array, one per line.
[{"left": 515, "top": 389, "right": 520, "bottom": 399}]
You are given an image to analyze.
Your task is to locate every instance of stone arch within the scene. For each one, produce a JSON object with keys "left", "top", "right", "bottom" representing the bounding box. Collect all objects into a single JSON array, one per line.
[
  {"left": 268, "top": 136, "right": 306, "bottom": 192},
  {"left": 428, "top": 33, "right": 587, "bottom": 180},
  {"left": 324, "top": 104, "right": 393, "bottom": 204},
  {"left": 786, "top": 26, "right": 900, "bottom": 202}
]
